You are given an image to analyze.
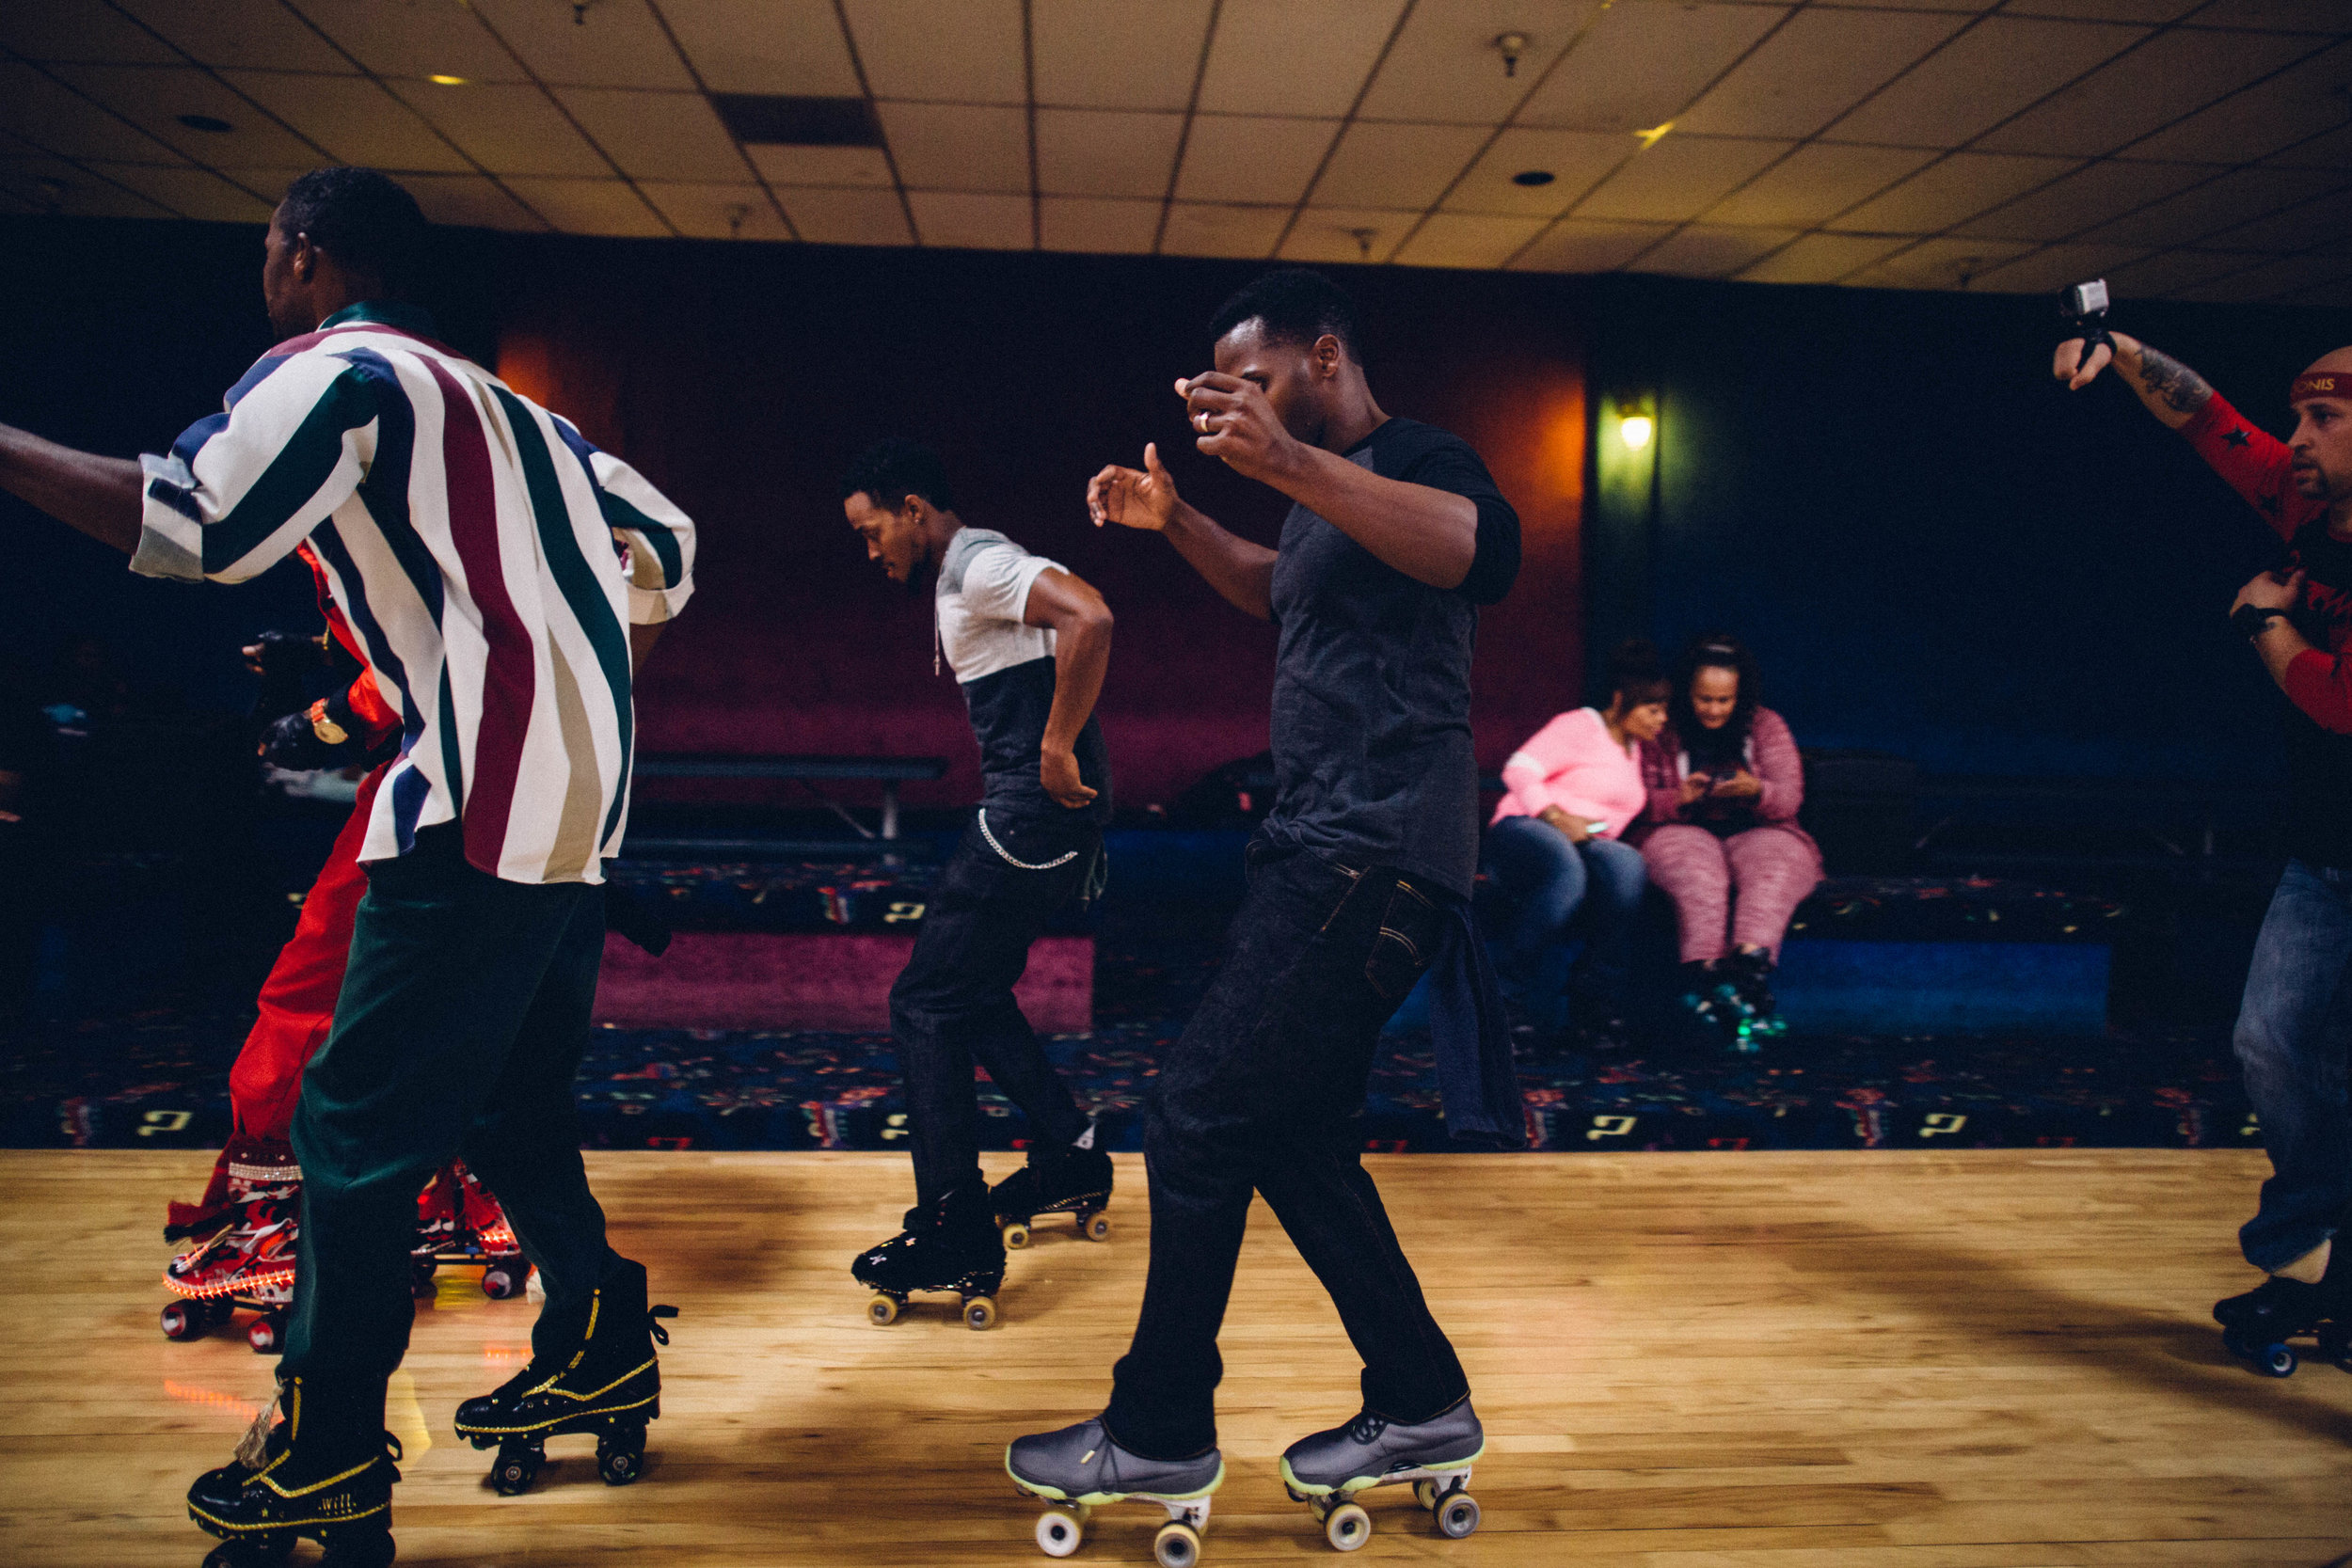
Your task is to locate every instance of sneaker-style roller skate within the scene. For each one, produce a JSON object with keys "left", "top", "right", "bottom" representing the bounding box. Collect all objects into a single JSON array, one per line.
[
  {"left": 1709, "top": 951, "right": 1786, "bottom": 1053},
  {"left": 411, "top": 1162, "right": 532, "bottom": 1300},
  {"left": 2215, "top": 1263, "right": 2352, "bottom": 1377},
  {"left": 991, "top": 1144, "right": 1115, "bottom": 1248},
  {"left": 185, "top": 1373, "right": 400, "bottom": 1567},
  {"left": 853, "top": 1184, "right": 1006, "bottom": 1328},
  {"left": 1279, "top": 1400, "right": 1486, "bottom": 1551},
  {"left": 162, "top": 1186, "right": 301, "bottom": 1354},
  {"left": 453, "top": 1256, "right": 675, "bottom": 1495},
  {"left": 1007, "top": 1417, "right": 1222, "bottom": 1566}
]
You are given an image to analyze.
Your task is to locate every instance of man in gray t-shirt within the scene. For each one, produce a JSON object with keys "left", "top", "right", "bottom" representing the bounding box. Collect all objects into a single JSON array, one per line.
[{"left": 840, "top": 439, "right": 1117, "bottom": 1325}]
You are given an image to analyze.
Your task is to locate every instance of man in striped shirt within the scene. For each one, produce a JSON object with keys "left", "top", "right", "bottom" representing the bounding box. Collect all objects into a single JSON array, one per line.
[{"left": 0, "top": 168, "right": 693, "bottom": 1560}]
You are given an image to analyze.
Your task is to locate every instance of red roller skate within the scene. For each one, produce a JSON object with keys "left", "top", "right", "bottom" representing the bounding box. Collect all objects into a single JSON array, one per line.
[
  {"left": 161, "top": 1139, "right": 302, "bottom": 1352},
  {"left": 410, "top": 1163, "right": 532, "bottom": 1302}
]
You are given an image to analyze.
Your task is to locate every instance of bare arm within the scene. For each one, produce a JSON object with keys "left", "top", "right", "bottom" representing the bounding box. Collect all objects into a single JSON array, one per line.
[
  {"left": 2054, "top": 330, "right": 2213, "bottom": 433},
  {"left": 0, "top": 423, "right": 142, "bottom": 554},
  {"left": 1024, "top": 567, "right": 1115, "bottom": 809},
  {"left": 1088, "top": 441, "right": 1278, "bottom": 621}
]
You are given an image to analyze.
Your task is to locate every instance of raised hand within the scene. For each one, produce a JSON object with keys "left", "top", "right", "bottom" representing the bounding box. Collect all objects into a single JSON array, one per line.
[
  {"left": 1088, "top": 441, "right": 1180, "bottom": 531},
  {"left": 1179, "top": 372, "right": 1296, "bottom": 483},
  {"left": 2054, "top": 337, "right": 2113, "bottom": 391}
]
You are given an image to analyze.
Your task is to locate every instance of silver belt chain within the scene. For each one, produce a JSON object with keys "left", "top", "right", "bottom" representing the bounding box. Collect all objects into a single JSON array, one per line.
[{"left": 977, "top": 807, "right": 1079, "bottom": 870}]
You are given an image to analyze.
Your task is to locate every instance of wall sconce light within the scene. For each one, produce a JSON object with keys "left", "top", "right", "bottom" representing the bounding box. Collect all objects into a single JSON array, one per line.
[{"left": 1617, "top": 402, "right": 1654, "bottom": 451}]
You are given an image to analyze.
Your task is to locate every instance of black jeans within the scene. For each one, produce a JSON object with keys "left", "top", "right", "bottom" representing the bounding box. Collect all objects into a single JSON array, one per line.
[
  {"left": 1105, "top": 847, "right": 1469, "bottom": 1460},
  {"left": 284, "top": 826, "right": 620, "bottom": 1386},
  {"left": 891, "top": 809, "right": 1099, "bottom": 1209}
]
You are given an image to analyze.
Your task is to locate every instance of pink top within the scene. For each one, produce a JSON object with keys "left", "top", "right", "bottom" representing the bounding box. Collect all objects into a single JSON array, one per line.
[
  {"left": 1490, "top": 707, "right": 1646, "bottom": 838},
  {"left": 1628, "top": 706, "right": 1818, "bottom": 856}
]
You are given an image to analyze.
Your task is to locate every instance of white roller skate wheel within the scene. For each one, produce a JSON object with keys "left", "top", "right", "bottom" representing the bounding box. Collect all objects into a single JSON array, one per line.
[
  {"left": 1002, "top": 1221, "right": 1032, "bottom": 1250},
  {"left": 1436, "top": 1492, "right": 1480, "bottom": 1540},
  {"left": 1084, "top": 1212, "right": 1112, "bottom": 1243},
  {"left": 964, "top": 1295, "right": 998, "bottom": 1331},
  {"left": 1035, "top": 1509, "right": 1083, "bottom": 1558},
  {"left": 1413, "top": 1479, "right": 1439, "bottom": 1511},
  {"left": 1153, "top": 1520, "right": 1201, "bottom": 1568},
  {"left": 1324, "top": 1501, "right": 1371, "bottom": 1552},
  {"left": 866, "top": 1294, "right": 900, "bottom": 1326}
]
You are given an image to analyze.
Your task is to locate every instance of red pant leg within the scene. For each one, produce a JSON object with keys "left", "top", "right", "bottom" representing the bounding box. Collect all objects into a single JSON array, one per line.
[{"left": 228, "top": 766, "right": 385, "bottom": 1142}]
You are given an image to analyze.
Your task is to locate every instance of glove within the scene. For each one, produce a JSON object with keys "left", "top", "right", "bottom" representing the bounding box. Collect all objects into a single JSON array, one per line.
[
  {"left": 259, "top": 690, "right": 369, "bottom": 771},
  {"left": 246, "top": 629, "right": 327, "bottom": 723}
]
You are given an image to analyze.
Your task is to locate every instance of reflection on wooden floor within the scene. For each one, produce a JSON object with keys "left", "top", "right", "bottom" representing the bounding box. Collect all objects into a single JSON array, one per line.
[{"left": 3, "top": 1148, "right": 2347, "bottom": 1566}]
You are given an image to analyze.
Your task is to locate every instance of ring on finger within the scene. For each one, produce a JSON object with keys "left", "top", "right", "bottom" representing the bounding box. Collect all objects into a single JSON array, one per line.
[{"left": 1194, "top": 412, "right": 1211, "bottom": 434}]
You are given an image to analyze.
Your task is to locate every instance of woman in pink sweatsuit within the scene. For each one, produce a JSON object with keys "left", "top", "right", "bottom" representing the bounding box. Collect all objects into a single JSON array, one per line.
[{"left": 1628, "top": 633, "right": 1821, "bottom": 1031}]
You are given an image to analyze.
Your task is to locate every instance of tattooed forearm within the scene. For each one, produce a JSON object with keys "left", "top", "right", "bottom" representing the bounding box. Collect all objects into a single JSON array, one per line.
[{"left": 2136, "top": 345, "right": 2213, "bottom": 415}]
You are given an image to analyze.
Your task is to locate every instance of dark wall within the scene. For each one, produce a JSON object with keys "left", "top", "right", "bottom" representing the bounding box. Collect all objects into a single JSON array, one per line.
[{"left": 1581, "top": 273, "right": 2352, "bottom": 783}]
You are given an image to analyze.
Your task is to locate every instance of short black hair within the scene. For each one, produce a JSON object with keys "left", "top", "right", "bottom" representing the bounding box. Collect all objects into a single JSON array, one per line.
[
  {"left": 841, "top": 437, "right": 955, "bottom": 514},
  {"left": 278, "top": 167, "right": 427, "bottom": 290},
  {"left": 1604, "top": 637, "right": 1671, "bottom": 709},
  {"left": 1208, "top": 268, "right": 1364, "bottom": 362}
]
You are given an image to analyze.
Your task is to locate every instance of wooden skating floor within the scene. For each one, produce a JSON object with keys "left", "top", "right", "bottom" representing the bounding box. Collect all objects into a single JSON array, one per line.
[{"left": 3, "top": 1148, "right": 2347, "bottom": 1566}]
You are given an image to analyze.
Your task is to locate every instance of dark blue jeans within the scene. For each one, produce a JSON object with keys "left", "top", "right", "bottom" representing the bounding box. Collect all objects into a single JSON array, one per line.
[
  {"left": 1104, "top": 847, "right": 1469, "bottom": 1460},
  {"left": 2233, "top": 858, "right": 2352, "bottom": 1272},
  {"left": 1481, "top": 815, "right": 1647, "bottom": 1020},
  {"left": 890, "top": 809, "right": 1097, "bottom": 1209}
]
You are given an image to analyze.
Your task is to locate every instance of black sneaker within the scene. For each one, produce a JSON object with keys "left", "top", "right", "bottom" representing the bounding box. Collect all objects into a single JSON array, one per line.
[{"left": 187, "top": 1374, "right": 398, "bottom": 1566}]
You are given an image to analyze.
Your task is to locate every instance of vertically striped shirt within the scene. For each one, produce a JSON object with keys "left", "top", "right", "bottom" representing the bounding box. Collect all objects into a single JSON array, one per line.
[{"left": 132, "top": 302, "right": 695, "bottom": 885}]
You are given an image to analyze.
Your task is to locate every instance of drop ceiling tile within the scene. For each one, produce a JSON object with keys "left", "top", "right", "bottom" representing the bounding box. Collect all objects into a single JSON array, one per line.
[
  {"left": 1975, "top": 27, "right": 2312, "bottom": 161},
  {"left": 745, "top": 144, "right": 893, "bottom": 186},
  {"left": 2003, "top": 0, "right": 2200, "bottom": 16},
  {"left": 556, "top": 89, "right": 745, "bottom": 182},
  {"left": 400, "top": 171, "right": 548, "bottom": 231},
  {"left": 1039, "top": 195, "right": 1161, "bottom": 254},
  {"left": 1034, "top": 0, "right": 1216, "bottom": 112},
  {"left": 1356, "top": 0, "right": 1605, "bottom": 126},
  {"left": 2104, "top": 246, "right": 2267, "bottom": 294},
  {"left": 220, "top": 71, "right": 474, "bottom": 174},
  {"left": 389, "top": 80, "right": 609, "bottom": 177},
  {"left": 1677, "top": 9, "right": 1971, "bottom": 140},
  {"left": 0, "top": 61, "right": 187, "bottom": 166},
  {"left": 0, "top": 5, "right": 179, "bottom": 65},
  {"left": 2179, "top": 0, "right": 2352, "bottom": 29},
  {"left": 1391, "top": 213, "right": 1549, "bottom": 268},
  {"left": 1574, "top": 135, "right": 1792, "bottom": 224},
  {"left": 1517, "top": 1, "right": 1788, "bottom": 135},
  {"left": 2173, "top": 253, "right": 2352, "bottom": 303},
  {"left": 1506, "top": 217, "right": 1677, "bottom": 273},
  {"left": 780, "top": 185, "right": 913, "bottom": 245},
  {"left": 0, "top": 188, "right": 33, "bottom": 215},
  {"left": 2081, "top": 166, "right": 2348, "bottom": 247},
  {"left": 1176, "top": 117, "right": 1341, "bottom": 206},
  {"left": 656, "top": 0, "right": 861, "bottom": 96},
  {"left": 1828, "top": 18, "right": 2150, "bottom": 149},
  {"left": 47, "top": 64, "right": 329, "bottom": 166},
  {"left": 2202, "top": 187, "right": 2352, "bottom": 253},
  {"left": 881, "top": 103, "right": 1030, "bottom": 194},
  {"left": 2283, "top": 277, "right": 2352, "bottom": 309},
  {"left": 1199, "top": 0, "right": 1409, "bottom": 119},
  {"left": 1037, "top": 109, "right": 1186, "bottom": 199},
  {"left": 469, "top": 0, "right": 693, "bottom": 89},
  {"left": 0, "top": 157, "right": 174, "bottom": 218},
  {"left": 910, "top": 190, "right": 1033, "bottom": 250},
  {"left": 1632, "top": 224, "right": 1801, "bottom": 278},
  {"left": 1734, "top": 231, "right": 1912, "bottom": 283},
  {"left": 1442, "top": 127, "right": 1629, "bottom": 216},
  {"left": 1951, "top": 158, "right": 2219, "bottom": 242},
  {"left": 501, "top": 176, "right": 670, "bottom": 237},
  {"left": 1964, "top": 242, "right": 2153, "bottom": 293},
  {"left": 1159, "top": 201, "right": 1289, "bottom": 260},
  {"left": 1828, "top": 153, "right": 2079, "bottom": 234},
  {"left": 1843, "top": 236, "right": 2038, "bottom": 291},
  {"left": 1705, "top": 144, "right": 1937, "bottom": 227},
  {"left": 637, "top": 182, "right": 791, "bottom": 240},
  {"left": 94, "top": 161, "right": 278, "bottom": 223},
  {"left": 1279, "top": 208, "right": 1413, "bottom": 264},
  {"left": 1311, "top": 121, "right": 1490, "bottom": 210},
  {"left": 2128, "top": 40, "right": 2352, "bottom": 165},
  {"left": 842, "top": 0, "right": 1025, "bottom": 105},
  {"left": 2267, "top": 122, "right": 2352, "bottom": 172},
  {"left": 290, "top": 0, "right": 527, "bottom": 85},
  {"left": 112, "top": 0, "right": 354, "bottom": 73}
]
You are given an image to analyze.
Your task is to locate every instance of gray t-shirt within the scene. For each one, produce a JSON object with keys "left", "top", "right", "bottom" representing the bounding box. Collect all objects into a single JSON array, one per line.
[
  {"left": 1259, "top": 418, "right": 1519, "bottom": 896},
  {"left": 936, "top": 527, "right": 1112, "bottom": 824}
]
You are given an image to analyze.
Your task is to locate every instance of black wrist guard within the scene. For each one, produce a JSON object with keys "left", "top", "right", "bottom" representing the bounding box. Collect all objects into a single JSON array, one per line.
[
  {"left": 2232, "top": 604, "right": 2289, "bottom": 641},
  {"left": 260, "top": 689, "right": 368, "bottom": 771}
]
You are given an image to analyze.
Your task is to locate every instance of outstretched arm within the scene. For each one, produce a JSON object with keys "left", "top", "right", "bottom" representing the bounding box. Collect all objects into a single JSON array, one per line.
[
  {"left": 1089, "top": 441, "right": 1277, "bottom": 621},
  {"left": 2055, "top": 330, "right": 2213, "bottom": 432},
  {"left": 0, "top": 424, "right": 142, "bottom": 554},
  {"left": 1024, "top": 567, "right": 1115, "bottom": 809}
]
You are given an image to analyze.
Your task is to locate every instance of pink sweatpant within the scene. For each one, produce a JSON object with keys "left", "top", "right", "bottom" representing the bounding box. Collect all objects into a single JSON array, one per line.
[{"left": 1641, "top": 823, "right": 1822, "bottom": 964}]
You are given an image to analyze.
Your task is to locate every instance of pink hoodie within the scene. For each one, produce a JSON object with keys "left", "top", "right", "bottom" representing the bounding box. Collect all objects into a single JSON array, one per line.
[{"left": 1490, "top": 708, "right": 1645, "bottom": 837}]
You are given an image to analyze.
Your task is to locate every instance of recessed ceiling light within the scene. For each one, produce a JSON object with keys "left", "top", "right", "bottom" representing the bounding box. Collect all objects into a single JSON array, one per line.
[
  {"left": 429, "top": 73, "right": 469, "bottom": 86},
  {"left": 177, "top": 114, "right": 233, "bottom": 133},
  {"left": 1511, "top": 169, "right": 1555, "bottom": 187}
]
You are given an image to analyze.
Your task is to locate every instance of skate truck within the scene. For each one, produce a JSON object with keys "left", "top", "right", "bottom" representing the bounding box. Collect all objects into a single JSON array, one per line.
[
  {"left": 1284, "top": 1458, "right": 1482, "bottom": 1552},
  {"left": 1015, "top": 1471, "right": 1217, "bottom": 1567}
]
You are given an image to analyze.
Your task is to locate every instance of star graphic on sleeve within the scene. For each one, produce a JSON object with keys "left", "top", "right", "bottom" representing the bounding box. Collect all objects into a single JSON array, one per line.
[{"left": 2224, "top": 428, "right": 2251, "bottom": 448}]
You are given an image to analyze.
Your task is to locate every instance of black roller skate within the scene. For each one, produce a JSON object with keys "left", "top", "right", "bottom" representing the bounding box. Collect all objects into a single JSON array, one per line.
[
  {"left": 853, "top": 1183, "right": 1005, "bottom": 1329},
  {"left": 1711, "top": 950, "right": 1786, "bottom": 1053},
  {"left": 990, "top": 1142, "right": 1115, "bottom": 1249},
  {"left": 453, "top": 1256, "right": 676, "bottom": 1494},
  {"left": 186, "top": 1373, "right": 400, "bottom": 1567},
  {"left": 2215, "top": 1257, "right": 2352, "bottom": 1377}
]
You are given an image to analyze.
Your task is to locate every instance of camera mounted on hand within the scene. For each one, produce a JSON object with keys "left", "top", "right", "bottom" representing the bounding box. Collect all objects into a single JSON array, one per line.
[{"left": 2059, "top": 277, "right": 2112, "bottom": 366}]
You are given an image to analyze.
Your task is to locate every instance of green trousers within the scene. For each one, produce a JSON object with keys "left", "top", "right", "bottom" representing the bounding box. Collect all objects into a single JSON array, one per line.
[{"left": 283, "top": 825, "right": 618, "bottom": 1384}]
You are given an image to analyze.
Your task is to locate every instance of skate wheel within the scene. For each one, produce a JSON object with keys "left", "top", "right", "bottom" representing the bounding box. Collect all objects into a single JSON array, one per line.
[
  {"left": 1035, "top": 1508, "right": 1084, "bottom": 1558},
  {"left": 2258, "top": 1341, "right": 2298, "bottom": 1378},
  {"left": 1436, "top": 1491, "right": 1480, "bottom": 1540},
  {"left": 1154, "top": 1519, "right": 1201, "bottom": 1568},
  {"left": 1084, "top": 1212, "right": 1112, "bottom": 1243},
  {"left": 246, "top": 1314, "right": 281, "bottom": 1354},
  {"left": 866, "top": 1294, "right": 900, "bottom": 1326},
  {"left": 490, "top": 1448, "right": 541, "bottom": 1496},
  {"left": 1324, "top": 1501, "right": 1371, "bottom": 1551},
  {"left": 482, "top": 1265, "right": 519, "bottom": 1300},
  {"left": 963, "top": 1294, "right": 998, "bottom": 1331},
  {"left": 1413, "top": 1479, "right": 1439, "bottom": 1511},
  {"left": 1002, "top": 1220, "right": 1032, "bottom": 1250},
  {"left": 161, "top": 1300, "right": 200, "bottom": 1340},
  {"left": 410, "top": 1259, "right": 437, "bottom": 1299},
  {"left": 597, "top": 1441, "right": 644, "bottom": 1486}
]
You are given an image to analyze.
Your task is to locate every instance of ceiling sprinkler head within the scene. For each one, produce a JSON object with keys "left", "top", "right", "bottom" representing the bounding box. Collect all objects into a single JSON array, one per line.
[
  {"left": 1347, "top": 227, "right": 1377, "bottom": 261},
  {"left": 1493, "top": 31, "right": 1529, "bottom": 79}
]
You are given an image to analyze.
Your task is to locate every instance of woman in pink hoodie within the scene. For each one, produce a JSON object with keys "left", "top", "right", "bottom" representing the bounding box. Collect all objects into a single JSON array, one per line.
[{"left": 1485, "top": 641, "right": 1670, "bottom": 1043}]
